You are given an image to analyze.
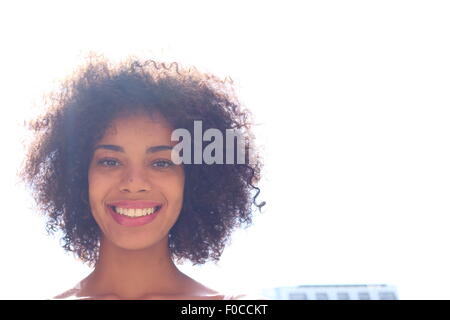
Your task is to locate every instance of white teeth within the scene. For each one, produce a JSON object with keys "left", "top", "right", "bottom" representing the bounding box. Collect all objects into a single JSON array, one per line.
[{"left": 113, "top": 206, "right": 157, "bottom": 217}]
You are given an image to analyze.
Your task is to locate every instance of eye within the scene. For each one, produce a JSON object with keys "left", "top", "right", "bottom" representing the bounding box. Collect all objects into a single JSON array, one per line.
[
  {"left": 97, "top": 158, "right": 121, "bottom": 167},
  {"left": 152, "top": 159, "right": 174, "bottom": 169}
]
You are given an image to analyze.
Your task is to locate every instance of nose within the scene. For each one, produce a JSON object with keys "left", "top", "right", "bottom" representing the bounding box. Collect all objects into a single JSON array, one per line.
[{"left": 119, "top": 167, "right": 151, "bottom": 193}]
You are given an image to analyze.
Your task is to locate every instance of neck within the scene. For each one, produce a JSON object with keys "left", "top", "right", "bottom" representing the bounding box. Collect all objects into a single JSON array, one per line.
[{"left": 81, "top": 235, "right": 190, "bottom": 299}]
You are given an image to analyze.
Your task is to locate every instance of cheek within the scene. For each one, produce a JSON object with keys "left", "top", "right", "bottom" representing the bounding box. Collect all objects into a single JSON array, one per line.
[
  {"left": 87, "top": 170, "right": 109, "bottom": 208},
  {"left": 163, "top": 174, "right": 185, "bottom": 208}
]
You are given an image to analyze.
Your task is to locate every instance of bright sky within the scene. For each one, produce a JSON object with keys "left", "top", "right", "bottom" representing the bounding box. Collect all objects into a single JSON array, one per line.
[{"left": 1, "top": 0, "right": 450, "bottom": 299}]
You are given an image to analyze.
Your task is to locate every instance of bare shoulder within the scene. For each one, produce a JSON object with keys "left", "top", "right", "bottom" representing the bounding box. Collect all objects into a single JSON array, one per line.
[
  {"left": 52, "top": 287, "right": 81, "bottom": 300},
  {"left": 51, "top": 281, "right": 96, "bottom": 300},
  {"left": 52, "top": 288, "right": 119, "bottom": 300}
]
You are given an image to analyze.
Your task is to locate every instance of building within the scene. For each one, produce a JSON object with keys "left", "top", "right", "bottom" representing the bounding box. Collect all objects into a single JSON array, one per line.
[{"left": 261, "top": 284, "right": 398, "bottom": 300}]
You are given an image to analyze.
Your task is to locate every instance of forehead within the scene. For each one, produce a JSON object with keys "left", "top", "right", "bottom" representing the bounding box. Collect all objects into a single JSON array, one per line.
[{"left": 100, "top": 111, "right": 173, "bottom": 142}]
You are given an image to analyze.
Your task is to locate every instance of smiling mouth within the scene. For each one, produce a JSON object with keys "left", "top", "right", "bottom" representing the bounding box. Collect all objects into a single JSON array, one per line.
[{"left": 109, "top": 205, "right": 162, "bottom": 218}]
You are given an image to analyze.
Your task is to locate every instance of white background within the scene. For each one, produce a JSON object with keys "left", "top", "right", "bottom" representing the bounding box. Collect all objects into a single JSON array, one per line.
[{"left": 1, "top": 0, "right": 449, "bottom": 299}]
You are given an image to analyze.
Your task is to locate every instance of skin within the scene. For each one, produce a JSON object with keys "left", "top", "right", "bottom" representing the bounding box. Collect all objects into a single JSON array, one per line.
[{"left": 54, "top": 111, "right": 222, "bottom": 300}]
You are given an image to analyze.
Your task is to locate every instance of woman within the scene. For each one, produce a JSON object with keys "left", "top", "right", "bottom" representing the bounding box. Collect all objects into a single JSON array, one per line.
[{"left": 19, "top": 55, "right": 265, "bottom": 300}]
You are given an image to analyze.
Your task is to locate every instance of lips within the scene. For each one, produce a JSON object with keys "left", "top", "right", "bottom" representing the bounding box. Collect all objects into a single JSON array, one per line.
[
  {"left": 106, "top": 200, "right": 163, "bottom": 227},
  {"left": 107, "top": 200, "right": 162, "bottom": 209}
]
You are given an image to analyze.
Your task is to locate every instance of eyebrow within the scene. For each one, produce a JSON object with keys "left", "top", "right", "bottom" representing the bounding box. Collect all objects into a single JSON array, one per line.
[{"left": 93, "top": 144, "right": 173, "bottom": 153}]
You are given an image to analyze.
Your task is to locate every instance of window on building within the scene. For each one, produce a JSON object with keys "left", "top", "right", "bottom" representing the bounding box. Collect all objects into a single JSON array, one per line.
[
  {"left": 336, "top": 292, "right": 350, "bottom": 300},
  {"left": 379, "top": 291, "right": 397, "bottom": 300},
  {"left": 289, "top": 292, "right": 308, "bottom": 300},
  {"left": 316, "top": 292, "right": 329, "bottom": 300},
  {"left": 358, "top": 292, "right": 371, "bottom": 300}
]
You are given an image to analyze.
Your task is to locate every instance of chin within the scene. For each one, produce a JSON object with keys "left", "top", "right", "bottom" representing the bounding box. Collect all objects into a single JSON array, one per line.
[{"left": 106, "top": 232, "right": 167, "bottom": 251}]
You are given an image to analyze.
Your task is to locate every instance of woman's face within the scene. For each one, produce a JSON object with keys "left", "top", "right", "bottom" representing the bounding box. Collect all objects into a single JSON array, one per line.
[{"left": 88, "top": 111, "right": 185, "bottom": 251}]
